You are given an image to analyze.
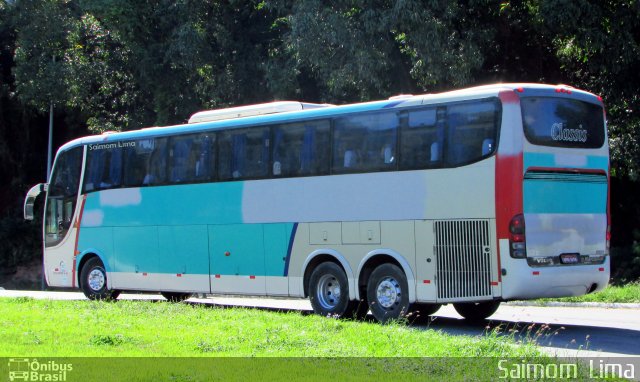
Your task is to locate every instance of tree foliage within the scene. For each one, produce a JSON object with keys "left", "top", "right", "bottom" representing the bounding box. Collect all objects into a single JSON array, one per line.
[{"left": 1, "top": 0, "right": 640, "bottom": 283}]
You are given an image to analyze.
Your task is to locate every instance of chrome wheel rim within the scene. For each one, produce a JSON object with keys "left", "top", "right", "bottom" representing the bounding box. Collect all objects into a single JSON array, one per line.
[
  {"left": 88, "top": 268, "right": 105, "bottom": 291},
  {"left": 316, "top": 274, "right": 342, "bottom": 310},
  {"left": 376, "top": 277, "right": 401, "bottom": 309}
]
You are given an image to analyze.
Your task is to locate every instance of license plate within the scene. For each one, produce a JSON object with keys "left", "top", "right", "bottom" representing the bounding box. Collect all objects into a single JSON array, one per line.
[{"left": 560, "top": 253, "right": 580, "bottom": 264}]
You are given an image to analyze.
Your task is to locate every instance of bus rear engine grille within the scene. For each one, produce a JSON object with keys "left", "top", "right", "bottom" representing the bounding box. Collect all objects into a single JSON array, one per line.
[{"left": 434, "top": 220, "right": 492, "bottom": 300}]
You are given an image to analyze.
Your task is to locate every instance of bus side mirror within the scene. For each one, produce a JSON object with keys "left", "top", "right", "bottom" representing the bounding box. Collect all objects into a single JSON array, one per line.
[{"left": 24, "top": 183, "right": 48, "bottom": 220}]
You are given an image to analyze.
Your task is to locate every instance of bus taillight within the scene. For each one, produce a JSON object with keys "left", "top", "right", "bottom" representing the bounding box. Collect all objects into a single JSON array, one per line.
[{"left": 509, "top": 214, "right": 527, "bottom": 258}]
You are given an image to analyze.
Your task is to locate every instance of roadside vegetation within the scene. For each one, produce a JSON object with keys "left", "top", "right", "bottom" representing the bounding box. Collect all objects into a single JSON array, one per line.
[
  {"left": 0, "top": 297, "right": 547, "bottom": 379},
  {"left": 0, "top": 298, "right": 618, "bottom": 380},
  {"left": 0, "top": 297, "right": 538, "bottom": 358},
  {"left": 542, "top": 282, "right": 640, "bottom": 304}
]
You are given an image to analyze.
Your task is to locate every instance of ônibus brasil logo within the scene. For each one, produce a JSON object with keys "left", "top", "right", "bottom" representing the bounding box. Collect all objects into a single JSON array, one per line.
[{"left": 7, "top": 358, "right": 72, "bottom": 382}]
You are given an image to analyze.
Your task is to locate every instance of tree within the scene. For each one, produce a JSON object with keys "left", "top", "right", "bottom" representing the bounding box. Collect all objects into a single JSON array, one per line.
[
  {"left": 11, "top": 0, "right": 76, "bottom": 111},
  {"left": 267, "top": 0, "right": 490, "bottom": 102},
  {"left": 64, "top": 12, "right": 143, "bottom": 132},
  {"left": 533, "top": 0, "right": 640, "bottom": 179}
]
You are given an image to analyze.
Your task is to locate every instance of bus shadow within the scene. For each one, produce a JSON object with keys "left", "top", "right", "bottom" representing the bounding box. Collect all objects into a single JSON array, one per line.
[
  {"left": 184, "top": 299, "right": 315, "bottom": 316},
  {"left": 414, "top": 315, "right": 640, "bottom": 356}
]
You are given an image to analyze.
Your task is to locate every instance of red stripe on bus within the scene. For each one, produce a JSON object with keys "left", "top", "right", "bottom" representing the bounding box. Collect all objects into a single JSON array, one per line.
[
  {"left": 423, "top": 280, "right": 430, "bottom": 284},
  {"left": 498, "top": 89, "right": 520, "bottom": 104},
  {"left": 532, "top": 271, "right": 540, "bottom": 276},
  {"left": 599, "top": 268, "right": 605, "bottom": 272},
  {"left": 495, "top": 152, "right": 523, "bottom": 282},
  {"left": 71, "top": 195, "right": 87, "bottom": 288},
  {"left": 215, "top": 275, "right": 221, "bottom": 278},
  {"left": 250, "top": 275, "right": 256, "bottom": 280},
  {"left": 176, "top": 274, "right": 182, "bottom": 277},
  {"left": 490, "top": 281, "right": 499, "bottom": 286}
]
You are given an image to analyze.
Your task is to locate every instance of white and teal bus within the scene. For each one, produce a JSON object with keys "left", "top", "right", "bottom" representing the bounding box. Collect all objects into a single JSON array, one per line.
[{"left": 24, "top": 83, "right": 610, "bottom": 322}]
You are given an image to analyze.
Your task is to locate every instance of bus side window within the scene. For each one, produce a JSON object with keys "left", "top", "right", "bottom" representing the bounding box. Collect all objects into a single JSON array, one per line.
[
  {"left": 84, "top": 149, "right": 105, "bottom": 192},
  {"left": 83, "top": 146, "right": 123, "bottom": 192},
  {"left": 145, "top": 139, "right": 167, "bottom": 185},
  {"left": 194, "top": 134, "right": 216, "bottom": 181},
  {"left": 333, "top": 111, "right": 397, "bottom": 174},
  {"left": 219, "top": 127, "right": 269, "bottom": 180},
  {"left": 218, "top": 132, "right": 233, "bottom": 180},
  {"left": 108, "top": 148, "right": 123, "bottom": 188},
  {"left": 123, "top": 138, "right": 167, "bottom": 187},
  {"left": 446, "top": 101, "right": 498, "bottom": 167},
  {"left": 170, "top": 137, "right": 194, "bottom": 183},
  {"left": 272, "top": 120, "right": 330, "bottom": 178},
  {"left": 482, "top": 138, "right": 494, "bottom": 155},
  {"left": 399, "top": 107, "right": 442, "bottom": 170}
]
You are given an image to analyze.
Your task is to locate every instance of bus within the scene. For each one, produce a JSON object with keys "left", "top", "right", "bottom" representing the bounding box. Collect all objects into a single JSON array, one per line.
[{"left": 24, "top": 83, "right": 610, "bottom": 322}]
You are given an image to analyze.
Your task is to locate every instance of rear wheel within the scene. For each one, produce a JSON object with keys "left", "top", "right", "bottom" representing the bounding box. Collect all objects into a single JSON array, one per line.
[
  {"left": 453, "top": 301, "right": 501, "bottom": 321},
  {"left": 80, "top": 257, "right": 118, "bottom": 300},
  {"left": 308, "top": 262, "right": 352, "bottom": 318},
  {"left": 366, "top": 263, "right": 410, "bottom": 323},
  {"left": 161, "top": 292, "right": 192, "bottom": 302}
]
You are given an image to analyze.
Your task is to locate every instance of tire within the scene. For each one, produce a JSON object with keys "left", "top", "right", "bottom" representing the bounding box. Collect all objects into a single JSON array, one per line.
[
  {"left": 161, "top": 292, "right": 192, "bottom": 302},
  {"left": 308, "top": 262, "right": 352, "bottom": 318},
  {"left": 407, "top": 303, "right": 441, "bottom": 323},
  {"left": 453, "top": 301, "right": 501, "bottom": 321},
  {"left": 366, "top": 263, "right": 410, "bottom": 323},
  {"left": 80, "top": 257, "right": 117, "bottom": 300}
]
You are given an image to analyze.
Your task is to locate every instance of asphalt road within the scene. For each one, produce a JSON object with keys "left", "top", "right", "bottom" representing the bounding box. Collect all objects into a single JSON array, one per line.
[{"left": 1, "top": 289, "right": 638, "bottom": 358}]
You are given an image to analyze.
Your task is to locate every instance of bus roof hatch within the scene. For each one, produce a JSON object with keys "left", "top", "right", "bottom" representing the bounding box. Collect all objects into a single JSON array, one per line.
[{"left": 188, "top": 101, "right": 333, "bottom": 124}]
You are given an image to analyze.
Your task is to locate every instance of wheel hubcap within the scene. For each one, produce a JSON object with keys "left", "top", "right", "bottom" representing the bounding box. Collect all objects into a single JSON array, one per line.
[
  {"left": 376, "top": 277, "right": 401, "bottom": 309},
  {"left": 316, "top": 274, "right": 342, "bottom": 310},
  {"left": 88, "top": 269, "right": 105, "bottom": 292}
]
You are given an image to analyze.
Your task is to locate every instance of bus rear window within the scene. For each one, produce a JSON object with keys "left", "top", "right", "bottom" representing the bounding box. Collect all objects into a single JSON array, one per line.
[{"left": 521, "top": 97, "right": 605, "bottom": 148}]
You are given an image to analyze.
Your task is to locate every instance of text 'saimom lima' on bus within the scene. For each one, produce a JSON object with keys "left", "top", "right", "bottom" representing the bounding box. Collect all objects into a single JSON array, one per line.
[{"left": 24, "top": 83, "right": 610, "bottom": 322}]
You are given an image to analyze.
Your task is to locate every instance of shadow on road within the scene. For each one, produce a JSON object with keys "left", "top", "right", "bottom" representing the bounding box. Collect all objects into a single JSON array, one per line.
[{"left": 410, "top": 315, "right": 640, "bottom": 356}]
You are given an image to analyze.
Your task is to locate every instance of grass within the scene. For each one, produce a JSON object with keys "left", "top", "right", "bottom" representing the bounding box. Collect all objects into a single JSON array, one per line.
[
  {"left": 0, "top": 297, "right": 557, "bottom": 381},
  {"left": 540, "top": 282, "right": 640, "bottom": 304},
  {"left": 1, "top": 297, "right": 615, "bottom": 381},
  {"left": 0, "top": 297, "right": 537, "bottom": 357}
]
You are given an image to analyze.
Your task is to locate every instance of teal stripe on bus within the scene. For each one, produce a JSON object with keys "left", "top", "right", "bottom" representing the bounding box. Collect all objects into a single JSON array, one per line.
[
  {"left": 523, "top": 152, "right": 608, "bottom": 172},
  {"left": 79, "top": 183, "right": 297, "bottom": 276},
  {"left": 523, "top": 179, "right": 607, "bottom": 214},
  {"left": 81, "top": 182, "right": 245, "bottom": 227}
]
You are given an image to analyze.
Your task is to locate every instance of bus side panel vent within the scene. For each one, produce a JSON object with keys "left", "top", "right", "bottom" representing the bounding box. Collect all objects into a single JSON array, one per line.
[{"left": 434, "top": 219, "right": 492, "bottom": 301}]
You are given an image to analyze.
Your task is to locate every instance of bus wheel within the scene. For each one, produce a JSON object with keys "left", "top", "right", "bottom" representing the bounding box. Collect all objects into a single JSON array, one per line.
[
  {"left": 80, "top": 257, "right": 117, "bottom": 300},
  {"left": 366, "top": 263, "right": 410, "bottom": 323},
  {"left": 161, "top": 292, "right": 192, "bottom": 302},
  {"left": 453, "top": 301, "right": 500, "bottom": 321},
  {"left": 308, "top": 262, "right": 351, "bottom": 318},
  {"left": 407, "top": 303, "right": 441, "bottom": 323}
]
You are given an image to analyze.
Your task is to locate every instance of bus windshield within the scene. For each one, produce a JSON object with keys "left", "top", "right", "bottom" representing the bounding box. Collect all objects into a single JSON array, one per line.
[{"left": 521, "top": 97, "right": 605, "bottom": 149}]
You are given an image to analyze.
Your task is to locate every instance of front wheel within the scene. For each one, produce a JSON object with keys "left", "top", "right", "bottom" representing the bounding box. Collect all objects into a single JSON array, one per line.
[
  {"left": 308, "top": 262, "right": 352, "bottom": 318},
  {"left": 80, "top": 257, "right": 118, "bottom": 300},
  {"left": 453, "top": 301, "right": 501, "bottom": 321},
  {"left": 366, "top": 263, "right": 410, "bottom": 323}
]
